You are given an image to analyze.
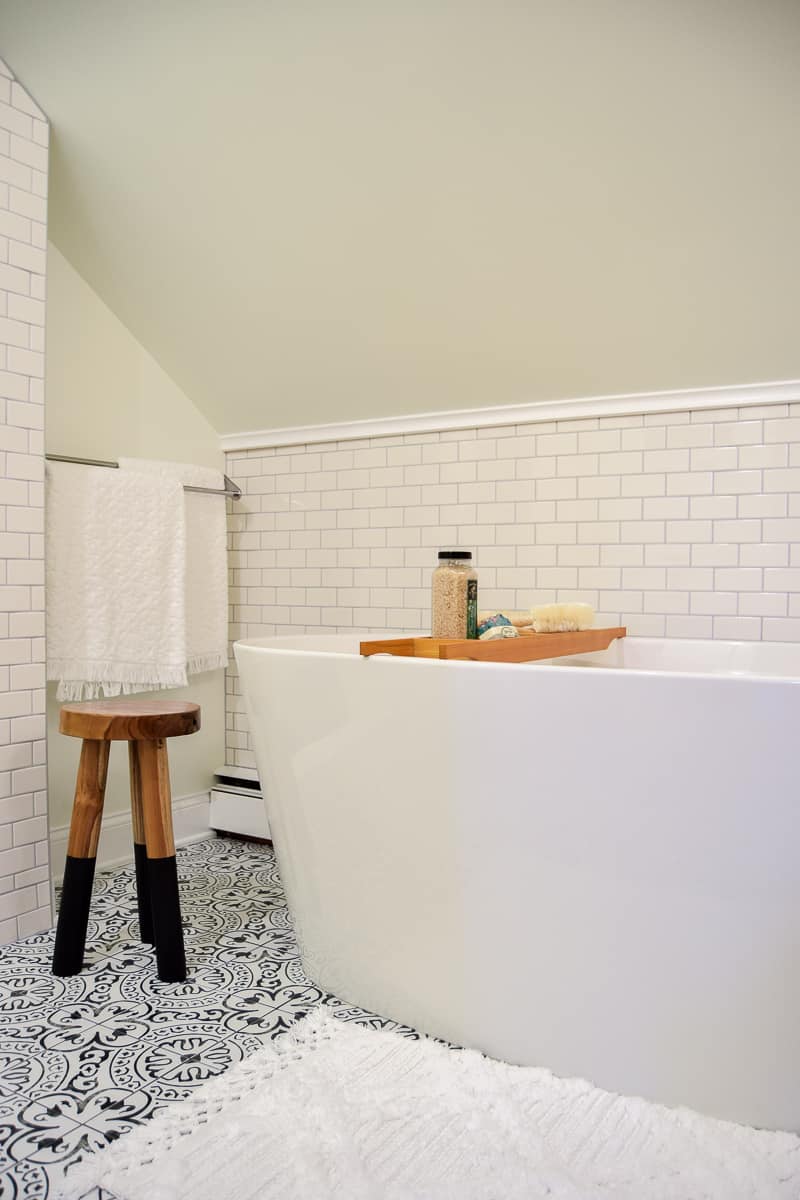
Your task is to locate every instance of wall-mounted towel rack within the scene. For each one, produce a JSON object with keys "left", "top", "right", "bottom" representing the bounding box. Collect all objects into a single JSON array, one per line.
[{"left": 46, "top": 454, "right": 242, "bottom": 500}]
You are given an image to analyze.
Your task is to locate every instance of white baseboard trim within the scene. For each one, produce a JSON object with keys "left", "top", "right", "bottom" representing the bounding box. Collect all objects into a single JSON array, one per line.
[
  {"left": 221, "top": 379, "right": 800, "bottom": 453},
  {"left": 210, "top": 787, "right": 270, "bottom": 841},
  {"left": 50, "top": 791, "right": 212, "bottom": 883}
]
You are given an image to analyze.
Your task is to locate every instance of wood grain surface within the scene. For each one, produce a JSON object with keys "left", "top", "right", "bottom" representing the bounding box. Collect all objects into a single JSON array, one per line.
[
  {"left": 66, "top": 739, "right": 111, "bottom": 858},
  {"left": 60, "top": 699, "right": 201, "bottom": 741},
  {"left": 361, "top": 627, "right": 626, "bottom": 664},
  {"left": 128, "top": 741, "right": 146, "bottom": 843},
  {"left": 135, "top": 738, "right": 177, "bottom": 860},
  {"left": 359, "top": 636, "right": 462, "bottom": 659}
]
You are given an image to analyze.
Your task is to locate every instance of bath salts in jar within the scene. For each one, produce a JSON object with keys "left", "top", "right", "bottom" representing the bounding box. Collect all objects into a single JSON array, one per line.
[{"left": 432, "top": 550, "right": 478, "bottom": 639}]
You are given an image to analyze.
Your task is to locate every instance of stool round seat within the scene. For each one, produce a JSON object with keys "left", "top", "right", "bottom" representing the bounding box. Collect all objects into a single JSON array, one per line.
[{"left": 59, "top": 699, "right": 201, "bottom": 742}]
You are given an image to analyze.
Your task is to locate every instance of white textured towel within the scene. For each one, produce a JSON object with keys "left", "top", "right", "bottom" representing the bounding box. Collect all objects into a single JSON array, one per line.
[
  {"left": 119, "top": 458, "right": 228, "bottom": 676},
  {"left": 46, "top": 461, "right": 188, "bottom": 700}
]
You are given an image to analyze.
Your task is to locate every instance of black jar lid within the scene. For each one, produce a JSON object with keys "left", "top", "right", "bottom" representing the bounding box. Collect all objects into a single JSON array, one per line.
[{"left": 438, "top": 550, "right": 472, "bottom": 559}]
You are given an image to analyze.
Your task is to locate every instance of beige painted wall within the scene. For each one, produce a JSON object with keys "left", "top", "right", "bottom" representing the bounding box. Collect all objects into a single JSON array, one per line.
[
  {"left": 3, "top": 1, "right": 799, "bottom": 433},
  {"left": 46, "top": 245, "right": 225, "bottom": 830}
]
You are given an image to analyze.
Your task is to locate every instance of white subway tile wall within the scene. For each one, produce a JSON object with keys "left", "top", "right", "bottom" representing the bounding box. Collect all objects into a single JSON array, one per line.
[
  {"left": 0, "top": 60, "right": 50, "bottom": 941},
  {"left": 224, "top": 401, "right": 800, "bottom": 769}
]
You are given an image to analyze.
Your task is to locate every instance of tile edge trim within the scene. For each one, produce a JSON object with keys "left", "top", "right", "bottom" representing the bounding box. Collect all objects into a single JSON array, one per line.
[{"left": 220, "top": 379, "right": 800, "bottom": 453}]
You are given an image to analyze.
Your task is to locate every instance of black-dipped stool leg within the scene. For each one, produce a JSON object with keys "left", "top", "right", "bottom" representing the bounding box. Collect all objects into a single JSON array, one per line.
[
  {"left": 52, "top": 857, "right": 97, "bottom": 975},
  {"left": 148, "top": 856, "right": 186, "bottom": 982},
  {"left": 133, "top": 842, "right": 154, "bottom": 944},
  {"left": 52, "top": 738, "right": 110, "bottom": 976},
  {"left": 136, "top": 737, "right": 187, "bottom": 983}
]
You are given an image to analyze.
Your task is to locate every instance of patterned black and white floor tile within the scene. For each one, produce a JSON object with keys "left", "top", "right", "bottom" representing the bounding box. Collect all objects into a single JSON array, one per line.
[{"left": 0, "top": 837, "right": 415, "bottom": 1199}]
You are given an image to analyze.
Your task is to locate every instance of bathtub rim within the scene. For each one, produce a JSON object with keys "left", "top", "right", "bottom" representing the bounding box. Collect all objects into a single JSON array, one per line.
[{"left": 233, "top": 633, "right": 800, "bottom": 687}]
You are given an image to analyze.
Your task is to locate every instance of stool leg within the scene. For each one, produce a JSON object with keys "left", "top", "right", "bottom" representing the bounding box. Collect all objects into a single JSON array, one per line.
[
  {"left": 137, "top": 738, "right": 186, "bottom": 983},
  {"left": 128, "top": 742, "right": 154, "bottom": 944},
  {"left": 52, "top": 739, "right": 110, "bottom": 976}
]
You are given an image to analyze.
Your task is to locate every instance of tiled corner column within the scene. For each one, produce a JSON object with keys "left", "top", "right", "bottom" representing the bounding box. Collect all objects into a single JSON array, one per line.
[
  {"left": 225, "top": 400, "right": 800, "bottom": 770},
  {"left": 0, "top": 59, "right": 50, "bottom": 941}
]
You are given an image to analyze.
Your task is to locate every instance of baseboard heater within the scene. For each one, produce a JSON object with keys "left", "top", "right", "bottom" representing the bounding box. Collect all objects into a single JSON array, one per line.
[{"left": 210, "top": 766, "right": 270, "bottom": 841}]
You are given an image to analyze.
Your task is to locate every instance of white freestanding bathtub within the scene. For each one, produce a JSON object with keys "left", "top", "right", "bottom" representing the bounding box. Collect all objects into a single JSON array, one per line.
[{"left": 234, "top": 634, "right": 800, "bottom": 1132}]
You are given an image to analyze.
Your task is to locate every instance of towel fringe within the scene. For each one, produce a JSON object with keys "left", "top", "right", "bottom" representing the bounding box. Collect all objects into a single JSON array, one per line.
[
  {"left": 187, "top": 651, "right": 229, "bottom": 676},
  {"left": 49, "top": 659, "right": 189, "bottom": 702},
  {"left": 48, "top": 653, "right": 227, "bottom": 701}
]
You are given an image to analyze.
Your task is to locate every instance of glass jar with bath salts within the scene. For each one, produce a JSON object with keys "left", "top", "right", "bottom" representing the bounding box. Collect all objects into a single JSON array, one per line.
[{"left": 431, "top": 551, "right": 478, "bottom": 639}]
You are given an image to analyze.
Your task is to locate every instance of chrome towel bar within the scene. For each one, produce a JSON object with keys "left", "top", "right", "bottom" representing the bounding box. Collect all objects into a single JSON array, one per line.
[{"left": 45, "top": 454, "right": 242, "bottom": 500}]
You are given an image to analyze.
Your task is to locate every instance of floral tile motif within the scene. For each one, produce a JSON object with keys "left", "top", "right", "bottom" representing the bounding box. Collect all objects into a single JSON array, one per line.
[
  {"left": 12, "top": 1044, "right": 145, "bottom": 1107},
  {"left": 0, "top": 1159, "right": 53, "bottom": 1199},
  {"left": 132, "top": 1028, "right": 243, "bottom": 1090},
  {"left": 0, "top": 973, "right": 79, "bottom": 1026},
  {"left": 0, "top": 1094, "right": 34, "bottom": 1177},
  {"left": 0, "top": 836, "right": 403, "bottom": 1199},
  {"left": 2, "top": 1091, "right": 153, "bottom": 1169}
]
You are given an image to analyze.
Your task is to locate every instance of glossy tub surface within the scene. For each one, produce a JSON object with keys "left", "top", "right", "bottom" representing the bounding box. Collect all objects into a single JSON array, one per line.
[{"left": 234, "top": 634, "right": 800, "bottom": 1131}]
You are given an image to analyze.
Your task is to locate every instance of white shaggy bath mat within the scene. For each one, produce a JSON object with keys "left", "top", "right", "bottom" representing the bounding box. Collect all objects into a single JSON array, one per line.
[{"left": 61, "top": 1008, "right": 799, "bottom": 1200}]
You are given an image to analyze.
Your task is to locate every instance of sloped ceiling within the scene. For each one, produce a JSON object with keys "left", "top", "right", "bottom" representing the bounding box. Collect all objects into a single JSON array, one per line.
[{"left": 2, "top": 0, "right": 799, "bottom": 435}]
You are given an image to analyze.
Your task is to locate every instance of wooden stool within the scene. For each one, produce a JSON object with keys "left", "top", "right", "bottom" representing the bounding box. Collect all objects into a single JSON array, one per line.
[{"left": 52, "top": 699, "right": 201, "bottom": 983}]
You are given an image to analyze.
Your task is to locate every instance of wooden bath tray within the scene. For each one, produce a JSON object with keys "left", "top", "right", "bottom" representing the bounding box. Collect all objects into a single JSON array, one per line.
[{"left": 360, "top": 627, "right": 626, "bottom": 664}]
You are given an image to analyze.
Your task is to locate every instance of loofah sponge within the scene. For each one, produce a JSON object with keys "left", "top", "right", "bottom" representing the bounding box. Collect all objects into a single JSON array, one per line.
[{"left": 531, "top": 602, "right": 594, "bottom": 633}]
